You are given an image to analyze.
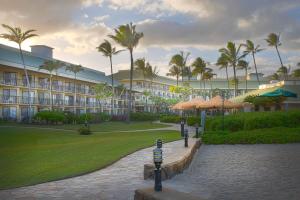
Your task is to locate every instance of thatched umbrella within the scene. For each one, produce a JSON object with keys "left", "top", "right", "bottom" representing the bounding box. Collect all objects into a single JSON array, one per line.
[
  {"left": 180, "top": 97, "right": 205, "bottom": 110},
  {"left": 196, "top": 95, "right": 242, "bottom": 109}
]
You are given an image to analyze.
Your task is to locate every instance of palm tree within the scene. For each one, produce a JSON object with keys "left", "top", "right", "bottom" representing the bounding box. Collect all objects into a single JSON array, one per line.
[
  {"left": 216, "top": 53, "right": 230, "bottom": 90},
  {"left": 0, "top": 24, "right": 38, "bottom": 122},
  {"left": 66, "top": 64, "right": 84, "bottom": 115},
  {"left": 167, "top": 65, "right": 181, "bottom": 86},
  {"left": 292, "top": 69, "right": 300, "bottom": 78},
  {"left": 277, "top": 66, "right": 290, "bottom": 80},
  {"left": 237, "top": 60, "right": 250, "bottom": 92},
  {"left": 242, "top": 40, "right": 263, "bottom": 84},
  {"left": 202, "top": 68, "right": 214, "bottom": 98},
  {"left": 39, "top": 60, "right": 62, "bottom": 111},
  {"left": 265, "top": 33, "right": 284, "bottom": 68},
  {"left": 109, "top": 23, "right": 143, "bottom": 122},
  {"left": 191, "top": 57, "right": 206, "bottom": 94},
  {"left": 146, "top": 64, "right": 159, "bottom": 91},
  {"left": 169, "top": 51, "right": 190, "bottom": 83},
  {"left": 270, "top": 73, "right": 280, "bottom": 81},
  {"left": 97, "top": 39, "right": 122, "bottom": 115},
  {"left": 134, "top": 58, "right": 148, "bottom": 82},
  {"left": 219, "top": 42, "right": 246, "bottom": 97}
]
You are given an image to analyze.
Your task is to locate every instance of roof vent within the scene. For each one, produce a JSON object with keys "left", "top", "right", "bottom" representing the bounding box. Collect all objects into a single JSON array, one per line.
[{"left": 30, "top": 45, "right": 53, "bottom": 59}]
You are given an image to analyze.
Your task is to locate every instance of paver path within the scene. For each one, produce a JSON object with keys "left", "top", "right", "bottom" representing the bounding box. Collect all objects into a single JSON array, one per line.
[
  {"left": 0, "top": 139, "right": 194, "bottom": 200},
  {"left": 164, "top": 144, "right": 300, "bottom": 200}
]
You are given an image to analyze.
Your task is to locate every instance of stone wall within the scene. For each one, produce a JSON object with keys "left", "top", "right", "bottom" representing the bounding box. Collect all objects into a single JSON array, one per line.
[{"left": 144, "top": 139, "right": 201, "bottom": 180}]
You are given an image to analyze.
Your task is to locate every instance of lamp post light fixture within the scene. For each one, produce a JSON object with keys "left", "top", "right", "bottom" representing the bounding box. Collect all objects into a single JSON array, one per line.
[
  {"left": 195, "top": 124, "right": 199, "bottom": 138},
  {"left": 180, "top": 119, "right": 185, "bottom": 137},
  {"left": 184, "top": 129, "right": 189, "bottom": 147},
  {"left": 156, "top": 139, "right": 163, "bottom": 149},
  {"left": 153, "top": 147, "right": 163, "bottom": 192}
]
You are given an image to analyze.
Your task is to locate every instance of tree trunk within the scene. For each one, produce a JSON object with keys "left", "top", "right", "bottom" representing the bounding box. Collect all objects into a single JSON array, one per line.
[
  {"left": 252, "top": 52, "right": 260, "bottom": 85},
  {"left": 233, "top": 64, "right": 237, "bottom": 97},
  {"left": 176, "top": 75, "right": 178, "bottom": 86},
  {"left": 50, "top": 74, "right": 53, "bottom": 111},
  {"left": 109, "top": 56, "right": 114, "bottom": 116},
  {"left": 275, "top": 45, "right": 284, "bottom": 68},
  {"left": 245, "top": 68, "right": 248, "bottom": 93},
  {"left": 19, "top": 44, "right": 32, "bottom": 123},
  {"left": 74, "top": 73, "right": 77, "bottom": 115},
  {"left": 127, "top": 49, "right": 134, "bottom": 123}
]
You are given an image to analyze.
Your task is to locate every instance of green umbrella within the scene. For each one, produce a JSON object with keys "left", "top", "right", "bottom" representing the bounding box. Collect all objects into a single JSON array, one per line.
[{"left": 260, "top": 88, "right": 297, "bottom": 98}]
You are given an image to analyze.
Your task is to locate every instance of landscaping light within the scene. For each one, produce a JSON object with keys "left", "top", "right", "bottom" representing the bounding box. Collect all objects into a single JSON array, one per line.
[
  {"left": 153, "top": 147, "right": 163, "bottom": 192},
  {"left": 184, "top": 129, "right": 189, "bottom": 147},
  {"left": 180, "top": 119, "right": 185, "bottom": 137},
  {"left": 156, "top": 139, "right": 162, "bottom": 149}
]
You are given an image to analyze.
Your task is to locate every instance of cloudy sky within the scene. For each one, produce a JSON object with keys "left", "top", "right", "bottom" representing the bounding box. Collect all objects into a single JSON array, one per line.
[{"left": 0, "top": 0, "right": 300, "bottom": 78}]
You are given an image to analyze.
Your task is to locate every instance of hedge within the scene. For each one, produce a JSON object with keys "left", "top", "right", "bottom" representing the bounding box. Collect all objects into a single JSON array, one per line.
[
  {"left": 206, "top": 110, "right": 300, "bottom": 132},
  {"left": 34, "top": 111, "right": 65, "bottom": 124},
  {"left": 160, "top": 115, "right": 181, "bottom": 123},
  {"left": 130, "top": 112, "right": 159, "bottom": 121}
]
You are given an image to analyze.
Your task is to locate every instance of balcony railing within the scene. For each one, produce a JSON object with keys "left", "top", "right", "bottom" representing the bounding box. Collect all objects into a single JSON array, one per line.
[{"left": 0, "top": 78, "right": 96, "bottom": 95}]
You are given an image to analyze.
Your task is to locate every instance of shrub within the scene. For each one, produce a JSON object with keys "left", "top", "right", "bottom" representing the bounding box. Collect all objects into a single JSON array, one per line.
[
  {"left": 130, "top": 112, "right": 159, "bottom": 121},
  {"left": 111, "top": 114, "right": 127, "bottom": 121},
  {"left": 187, "top": 116, "right": 201, "bottom": 126},
  {"left": 160, "top": 115, "right": 181, "bottom": 123},
  {"left": 34, "top": 111, "right": 65, "bottom": 124},
  {"left": 206, "top": 110, "right": 300, "bottom": 132},
  {"left": 78, "top": 126, "right": 92, "bottom": 135},
  {"left": 98, "top": 112, "right": 111, "bottom": 122}
]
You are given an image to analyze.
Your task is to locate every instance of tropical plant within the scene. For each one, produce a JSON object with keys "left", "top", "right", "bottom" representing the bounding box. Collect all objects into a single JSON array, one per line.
[
  {"left": 242, "top": 40, "right": 263, "bottom": 84},
  {"left": 202, "top": 68, "right": 215, "bottom": 98},
  {"left": 65, "top": 64, "right": 84, "bottom": 114},
  {"left": 270, "top": 73, "right": 280, "bottom": 81},
  {"left": 292, "top": 69, "right": 300, "bottom": 78},
  {"left": 94, "top": 83, "right": 113, "bottom": 112},
  {"left": 169, "top": 51, "right": 190, "bottom": 83},
  {"left": 39, "top": 60, "right": 62, "bottom": 111},
  {"left": 216, "top": 53, "right": 230, "bottom": 90},
  {"left": 265, "top": 33, "right": 284, "bottom": 68},
  {"left": 142, "top": 90, "right": 151, "bottom": 112},
  {"left": 167, "top": 65, "right": 181, "bottom": 86},
  {"left": 145, "top": 64, "right": 159, "bottom": 93},
  {"left": 277, "top": 65, "right": 290, "bottom": 80},
  {"left": 97, "top": 39, "right": 122, "bottom": 115},
  {"left": 0, "top": 24, "right": 38, "bottom": 122},
  {"left": 219, "top": 42, "right": 246, "bottom": 97},
  {"left": 237, "top": 60, "right": 250, "bottom": 92},
  {"left": 134, "top": 58, "right": 147, "bottom": 80},
  {"left": 192, "top": 57, "right": 207, "bottom": 93},
  {"left": 108, "top": 23, "right": 143, "bottom": 122}
]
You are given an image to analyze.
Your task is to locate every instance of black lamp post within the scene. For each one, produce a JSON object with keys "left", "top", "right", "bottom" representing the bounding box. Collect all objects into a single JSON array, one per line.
[
  {"left": 153, "top": 147, "right": 163, "bottom": 192},
  {"left": 195, "top": 124, "right": 199, "bottom": 138},
  {"left": 180, "top": 119, "right": 185, "bottom": 137},
  {"left": 156, "top": 139, "right": 162, "bottom": 148},
  {"left": 184, "top": 129, "right": 189, "bottom": 147}
]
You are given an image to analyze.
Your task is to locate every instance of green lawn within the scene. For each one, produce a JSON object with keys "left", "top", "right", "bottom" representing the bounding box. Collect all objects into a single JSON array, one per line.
[
  {"left": 202, "top": 127, "right": 300, "bottom": 144},
  {"left": 1, "top": 121, "right": 168, "bottom": 132},
  {"left": 0, "top": 124, "right": 180, "bottom": 189}
]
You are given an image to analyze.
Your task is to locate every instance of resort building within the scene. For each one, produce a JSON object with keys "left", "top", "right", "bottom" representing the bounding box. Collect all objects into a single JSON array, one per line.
[{"left": 0, "top": 44, "right": 128, "bottom": 121}]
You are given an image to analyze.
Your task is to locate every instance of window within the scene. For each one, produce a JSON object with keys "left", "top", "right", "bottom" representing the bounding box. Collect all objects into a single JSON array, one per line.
[
  {"left": 38, "top": 92, "right": 50, "bottom": 105},
  {"left": 52, "top": 80, "right": 63, "bottom": 91},
  {"left": 3, "top": 72, "right": 17, "bottom": 85},
  {"left": 21, "top": 107, "right": 34, "bottom": 121},
  {"left": 65, "top": 95, "right": 74, "bottom": 106},
  {"left": 65, "top": 82, "right": 74, "bottom": 92},
  {"left": 3, "top": 89, "right": 17, "bottom": 103},
  {"left": 22, "top": 75, "right": 33, "bottom": 87},
  {"left": 53, "top": 94, "right": 63, "bottom": 105},
  {"left": 38, "top": 78, "right": 49, "bottom": 89},
  {"left": 3, "top": 107, "right": 17, "bottom": 120},
  {"left": 22, "top": 91, "right": 35, "bottom": 104}
]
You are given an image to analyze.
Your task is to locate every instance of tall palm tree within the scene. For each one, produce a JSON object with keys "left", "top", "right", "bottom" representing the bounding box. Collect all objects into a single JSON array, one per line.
[
  {"left": 134, "top": 58, "right": 147, "bottom": 81},
  {"left": 265, "top": 33, "right": 284, "bottom": 68},
  {"left": 242, "top": 40, "right": 263, "bottom": 84},
  {"left": 216, "top": 53, "right": 230, "bottom": 90},
  {"left": 39, "top": 60, "right": 62, "bottom": 111},
  {"left": 191, "top": 57, "right": 206, "bottom": 94},
  {"left": 66, "top": 64, "right": 84, "bottom": 114},
  {"left": 219, "top": 42, "right": 246, "bottom": 97},
  {"left": 270, "top": 73, "right": 280, "bottom": 81},
  {"left": 109, "top": 23, "right": 143, "bottom": 122},
  {"left": 0, "top": 24, "right": 38, "bottom": 122},
  {"left": 202, "top": 68, "right": 214, "bottom": 98},
  {"left": 237, "top": 60, "right": 250, "bottom": 93},
  {"left": 167, "top": 65, "right": 181, "bottom": 86},
  {"left": 277, "top": 66, "right": 290, "bottom": 80},
  {"left": 169, "top": 51, "right": 190, "bottom": 83},
  {"left": 97, "top": 39, "right": 122, "bottom": 115}
]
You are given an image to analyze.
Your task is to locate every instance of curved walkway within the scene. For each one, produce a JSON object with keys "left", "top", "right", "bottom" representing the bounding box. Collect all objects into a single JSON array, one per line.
[{"left": 0, "top": 139, "right": 192, "bottom": 200}]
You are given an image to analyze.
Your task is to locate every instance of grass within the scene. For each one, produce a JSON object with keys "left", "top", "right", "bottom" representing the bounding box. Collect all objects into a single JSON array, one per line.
[
  {"left": 0, "top": 124, "right": 180, "bottom": 190},
  {"left": 0, "top": 121, "right": 168, "bottom": 132},
  {"left": 202, "top": 127, "right": 300, "bottom": 144}
]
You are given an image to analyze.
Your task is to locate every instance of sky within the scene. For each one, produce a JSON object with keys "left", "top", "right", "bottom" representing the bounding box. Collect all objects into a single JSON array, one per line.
[{"left": 0, "top": 0, "right": 300, "bottom": 78}]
